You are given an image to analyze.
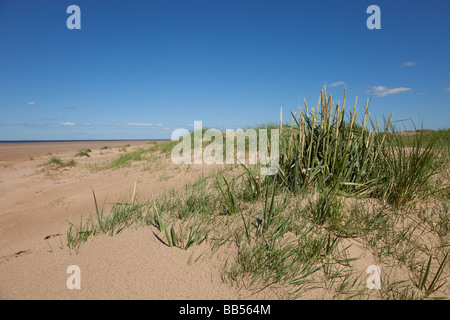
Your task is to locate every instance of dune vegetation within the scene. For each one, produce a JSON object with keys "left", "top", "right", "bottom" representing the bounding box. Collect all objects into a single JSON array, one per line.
[{"left": 65, "top": 89, "right": 449, "bottom": 299}]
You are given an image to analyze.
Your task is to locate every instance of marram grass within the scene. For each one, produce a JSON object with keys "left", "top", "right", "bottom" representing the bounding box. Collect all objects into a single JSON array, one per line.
[{"left": 64, "top": 87, "right": 449, "bottom": 299}]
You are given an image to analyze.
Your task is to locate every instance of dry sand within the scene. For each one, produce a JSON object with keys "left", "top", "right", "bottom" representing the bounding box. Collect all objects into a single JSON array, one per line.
[
  {"left": 0, "top": 141, "right": 384, "bottom": 300},
  {"left": 0, "top": 141, "right": 261, "bottom": 300},
  {"left": 0, "top": 140, "right": 158, "bottom": 162}
]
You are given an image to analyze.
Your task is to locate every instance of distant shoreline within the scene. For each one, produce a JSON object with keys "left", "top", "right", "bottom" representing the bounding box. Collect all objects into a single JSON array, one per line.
[
  {"left": 0, "top": 140, "right": 168, "bottom": 162},
  {"left": 0, "top": 139, "right": 170, "bottom": 143}
]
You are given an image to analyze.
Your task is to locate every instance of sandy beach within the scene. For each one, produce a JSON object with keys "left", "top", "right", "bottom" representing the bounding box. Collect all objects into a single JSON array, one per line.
[
  {"left": 1, "top": 1, "right": 449, "bottom": 304},
  {"left": 0, "top": 134, "right": 448, "bottom": 300},
  {"left": 2, "top": 126, "right": 450, "bottom": 301},
  {"left": 0, "top": 140, "right": 161, "bottom": 162},
  {"left": 0, "top": 141, "right": 262, "bottom": 299}
]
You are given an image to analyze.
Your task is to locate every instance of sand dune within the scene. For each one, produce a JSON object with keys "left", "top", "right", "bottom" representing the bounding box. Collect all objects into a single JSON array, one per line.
[
  {"left": 0, "top": 141, "right": 259, "bottom": 299},
  {"left": 2, "top": 140, "right": 444, "bottom": 300}
]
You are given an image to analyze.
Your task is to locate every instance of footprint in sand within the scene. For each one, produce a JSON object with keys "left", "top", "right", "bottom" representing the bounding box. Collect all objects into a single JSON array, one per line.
[
  {"left": 14, "top": 250, "right": 31, "bottom": 257},
  {"left": 0, "top": 250, "right": 32, "bottom": 264},
  {"left": 44, "top": 234, "right": 61, "bottom": 240}
]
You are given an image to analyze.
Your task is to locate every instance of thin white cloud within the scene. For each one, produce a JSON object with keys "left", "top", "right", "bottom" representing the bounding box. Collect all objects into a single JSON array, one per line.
[
  {"left": 66, "top": 105, "right": 84, "bottom": 110},
  {"left": 27, "top": 101, "right": 35, "bottom": 106},
  {"left": 126, "top": 123, "right": 153, "bottom": 126},
  {"left": 368, "top": 86, "right": 412, "bottom": 97},
  {"left": 60, "top": 122, "right": 75, "bottom": 126},
  {"left": 401, "top": 61, "right": 416, "bottom": 67},
  {"left": 445, "top": 87, "right": 450, "bottom": 92},
  {"left": 328, "top": 81, "right": 346, "bottom": 88},
  {"left": 163, "top": 127, "right": 170, "bottom": 130},
  {"left": 156, "top": 123, "right": 163, "bottom": 127},
  {"left": 401, "top": 61, "right": 423, "bottom": 67}
]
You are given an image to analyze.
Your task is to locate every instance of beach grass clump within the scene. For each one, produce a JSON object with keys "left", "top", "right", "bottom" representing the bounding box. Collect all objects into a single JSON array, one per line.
[
  {"left": 411, "top": 253, "right": 449, "bottom": 299},
  {"left": 46, "top": 157, "right": 62, "bottom": 165},
  {"left": 118, "top": 144, "right": 131, "bottom": 152},
  {"left": 154, "top": 140, "right": 179, "bottom": 154},
  {"left": 152, "top": 208, "right": 210, "bottom": 250},
  {"left": 66, "top": 189, "right": 147, "bottom": 251},
  {"left": 66, "top": 159, "right": 77, "bottom": 167},
  {"left": 146, "top": 140, "right": 179, "bottom": 155},
  {"left": 75, "top": 149, "right": 92, "bottom": 157},
  {"left": 375, "top": 129, "right": 444, "bottom": 207},
  {"left": 272, "top": 88, "right": 390, "bottom": 198},
  {"left": 44, "top": 157, "right": 77, "bottom": 169},
  {"left": 104, "top": 148, "right": 147, "bottom": 169},
  {"left": 269, "top": 87, "right": 445, "bottom": 211},
  {"left": 95, "top": 142, "right": 176, "bottom": 171}
]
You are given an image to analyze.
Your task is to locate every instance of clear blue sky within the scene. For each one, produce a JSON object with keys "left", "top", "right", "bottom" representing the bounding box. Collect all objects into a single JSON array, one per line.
[{"left": 0, "top": 0, "right": 449, "bottom": 140}]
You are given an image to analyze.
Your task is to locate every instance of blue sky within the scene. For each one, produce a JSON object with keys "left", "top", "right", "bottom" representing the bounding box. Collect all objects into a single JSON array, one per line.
[{"left": 0, "top": 0, "right": 449, "bottom": 140}]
